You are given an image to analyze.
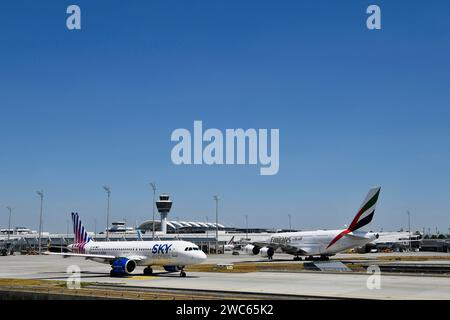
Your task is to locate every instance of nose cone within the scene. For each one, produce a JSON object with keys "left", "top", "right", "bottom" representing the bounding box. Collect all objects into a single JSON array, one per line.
[
  {"left": 195, "top": 251, "right": 207, "bottom": 264},
  {"left": 369, "top": 232, "right": 379, "bottom": 241},
  {"left": 201, "top": 251, "right": 207, "bottom": 261}
]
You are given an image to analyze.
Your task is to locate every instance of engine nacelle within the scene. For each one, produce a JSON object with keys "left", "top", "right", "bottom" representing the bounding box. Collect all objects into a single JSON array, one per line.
[
  {"left": 163, "top": 265, "right": 182, "bottom": 273},
  {"left": 244, "top": 244, "right": 260, "bottom": 255},
  {"left": 259, "top": 247, "right": 274, "bottom": 258},
  {"left": 111, "top": 258, "right": 136, "bottom": 274}
]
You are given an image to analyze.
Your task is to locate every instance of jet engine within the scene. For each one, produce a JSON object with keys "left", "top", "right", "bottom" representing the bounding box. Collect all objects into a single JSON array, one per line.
[
  {"left": 163, "top": 265, "right": 182, "bottom": 272},
  {"left": 259, "top": 247, "right": 274, "bottom": 258},
  {"left": 244, "top": 244, "right": 260, "bottom": 255},
  {"left": 111, "top": 258, "right": 136, "bottom": 274}
]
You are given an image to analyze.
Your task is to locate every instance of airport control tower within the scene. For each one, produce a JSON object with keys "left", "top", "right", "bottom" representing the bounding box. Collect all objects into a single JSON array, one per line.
[{"left": 156, "top": 194, "right": 172, "bottom": 234}]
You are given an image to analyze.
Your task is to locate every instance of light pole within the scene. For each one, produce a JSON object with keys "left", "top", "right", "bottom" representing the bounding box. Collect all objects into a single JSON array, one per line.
[
  {"left": 36, "top": 190, "right": 44, "bottom": 254},
  {"left": 407, "top": 211, "right": 412, "bottom": 251},
  {"left": 103, "top": 186, "right": 111, "bottom": 241},
  {"left": 213, "top": 195, "right": 220, "bottom": 254},
  {"left": 6, "top": 206, "right": 13, "bottom": 242},
  {"left": 245, "top": 214, "right": 248, "bottom": 240},
  {"left": 150, "top": 183, "right": 156, "bottom": 240},
  {"left": 288, "top": 214, "right": 292, "bottom": 232}
]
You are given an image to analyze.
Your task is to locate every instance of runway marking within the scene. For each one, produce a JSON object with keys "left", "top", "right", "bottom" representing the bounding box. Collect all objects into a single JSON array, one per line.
[{"left": 129, "top": 276, "right": 158, "bottom": 280}]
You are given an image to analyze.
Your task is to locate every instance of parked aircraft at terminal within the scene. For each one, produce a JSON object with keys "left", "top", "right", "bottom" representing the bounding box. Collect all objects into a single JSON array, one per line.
[
  {"left": 46, "top": 213, "right": 207, "bottom": 277},
  {"left": 244, "top": 187, "right": 381, "bottom": 260},
  {"left": 224, "top": 236, "right": 236, "bottom": 251}
]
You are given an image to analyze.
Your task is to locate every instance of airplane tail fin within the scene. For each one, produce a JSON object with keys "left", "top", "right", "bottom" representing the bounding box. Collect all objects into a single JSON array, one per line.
[
  {"left": 71, "top": 212, "right": 93, "bottom": 244},
  {"left": 348, "top": 187, "right": 381, "bottom": 232},
  {"left": 136, "top": 229, "right": 144, "bottom": 241}
]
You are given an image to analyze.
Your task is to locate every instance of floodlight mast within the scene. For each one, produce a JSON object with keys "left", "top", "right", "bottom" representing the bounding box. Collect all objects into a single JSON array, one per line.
[
  {"left": 36, "top": 190, "right": 44, "bottom": 254},
  {"left": 103, "top": 186, "right": 111, "bottom": 241},
  {"left": 6, "top": 206, "right": 13, "bottom": 242},
  {"left": 213, "top": 195, "right": 220, "bottom": 254},
  {"left": 150, "top": 182, "right": 156, "bottom": 240}
]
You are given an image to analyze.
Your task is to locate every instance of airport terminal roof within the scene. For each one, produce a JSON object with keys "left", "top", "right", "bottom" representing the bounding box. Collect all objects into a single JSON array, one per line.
[{"left": 138, "top": 220, "right": 227, "bottom": 233}]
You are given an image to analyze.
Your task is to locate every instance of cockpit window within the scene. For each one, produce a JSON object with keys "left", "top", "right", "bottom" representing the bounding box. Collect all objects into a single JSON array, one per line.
[{"left": 184, "top": 247, "right": 199, "bottom": 251}]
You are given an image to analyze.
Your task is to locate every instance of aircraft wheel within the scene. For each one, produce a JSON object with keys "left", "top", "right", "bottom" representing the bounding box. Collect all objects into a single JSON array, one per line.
[
  {"left": 180, "top": 271, "right": 186, "bottom": 277},
  {"left": 143, "top": 267, "right": 153, "bottom": 275}
]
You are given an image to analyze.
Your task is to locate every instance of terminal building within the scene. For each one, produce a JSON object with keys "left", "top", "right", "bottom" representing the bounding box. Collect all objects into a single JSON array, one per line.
[{"left": 138, "top": 220, "right": 227, "bottom": 234}]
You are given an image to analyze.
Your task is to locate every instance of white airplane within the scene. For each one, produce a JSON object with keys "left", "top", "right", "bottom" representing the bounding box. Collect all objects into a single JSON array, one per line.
[
  {"left": 244, "top": 187, "right": 381, "bottom": 260},
  {"left": 224, "top": 236, "right": 236, "bottom": 251},
  {"left": 46, "top": 212, "right": 207, "bottom": 277}
]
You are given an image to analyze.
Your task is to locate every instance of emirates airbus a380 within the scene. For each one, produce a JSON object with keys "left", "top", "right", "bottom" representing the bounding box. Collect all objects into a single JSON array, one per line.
[
  {"left": 46, "top": 212, "right": 207, "bottom": 277},
  {"left": 244, "top": 187, "right": 381, "bottom": 260}
]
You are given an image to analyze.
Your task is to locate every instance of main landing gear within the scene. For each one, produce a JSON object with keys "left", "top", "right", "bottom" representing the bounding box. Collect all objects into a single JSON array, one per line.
[
  {"left": 293, "top": 256, "right": 303, "bottom": 261},
  {"left": 110, "top": 270, "right": 122, "bottom": 277},
  {"left": 305, "top": 255, "right": 330, "bottom": 261},
  {"left": 143, "top": 267, "right": 153, "bottom": 276}
]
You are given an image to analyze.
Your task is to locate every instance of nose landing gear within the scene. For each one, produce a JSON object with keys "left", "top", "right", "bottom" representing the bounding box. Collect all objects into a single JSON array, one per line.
[{"left": 180, "top": 267, "right": 186, "bottom": 277}]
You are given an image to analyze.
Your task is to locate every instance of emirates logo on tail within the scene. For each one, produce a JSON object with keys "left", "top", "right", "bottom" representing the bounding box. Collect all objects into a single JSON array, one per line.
[{"left": 327, "top": 187, "right": 381, "bottom": 249}]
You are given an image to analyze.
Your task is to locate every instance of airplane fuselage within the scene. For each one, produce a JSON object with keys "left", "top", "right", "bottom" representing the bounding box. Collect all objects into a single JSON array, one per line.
[
  {"left": 69, "top": 240, "right": 206, "bottom": 266},
  {"left": 268, "top": 229, "right": 378, "bottom": 256}
]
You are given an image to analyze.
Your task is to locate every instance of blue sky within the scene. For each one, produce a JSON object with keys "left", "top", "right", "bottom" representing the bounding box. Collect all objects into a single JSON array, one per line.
[{"left": 0, "top": 1, "right": 449, "bottom": 233}]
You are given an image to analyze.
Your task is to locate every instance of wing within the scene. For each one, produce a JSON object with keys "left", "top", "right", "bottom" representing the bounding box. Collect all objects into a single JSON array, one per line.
[
  {"left": 251, "top": 241, "right": 311, "bottom": 255},
  {"left": 252, "top": 241, "right": 281, "bottom": 250},
  {"left": 44, "top": 251, "right": 146, "bottom": 263},
  {"left": 343, "top": 232, "right": 370, "bottom": 241},
  {"left": 292, "top": 244, "right": 324, "bottom": 256},
  {"left": 45, "top": 251, "right": 116, "bottom": 261}
]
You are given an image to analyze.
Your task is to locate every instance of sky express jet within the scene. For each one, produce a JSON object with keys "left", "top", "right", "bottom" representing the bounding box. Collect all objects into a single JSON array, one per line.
[
  {"left": 46, "top": 212, "right": 207, "bottom": 277},
  {"left": 244, "top": 187, "right": 381, "bottom": 260}
]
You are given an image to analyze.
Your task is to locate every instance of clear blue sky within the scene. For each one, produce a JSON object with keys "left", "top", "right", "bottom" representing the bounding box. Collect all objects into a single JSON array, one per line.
[{"left": 1, "top": 1, "right": 449, "bottom": 233}]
